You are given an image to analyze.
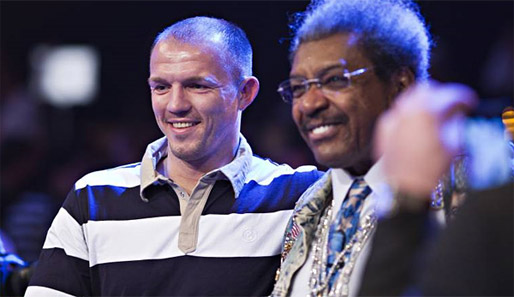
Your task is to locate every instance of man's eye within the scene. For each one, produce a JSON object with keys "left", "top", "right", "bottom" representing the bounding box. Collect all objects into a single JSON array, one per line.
[
  {"left": 189, "top": 84, "right": 209, "bottom": 90},
  {"left": 152, "top": 85, "right": 169, "bottom": 94},
  {"left": 324, "top": 75, "right": 345, "bottom": 83},
  {"left": 290, "top": 84, "right": 306, "bottom": 97},
  {"left": 186, "top": 83, "right": 213, "bottom": 92},
  {"left": 323, "top": 75, "right": 349, "bottom": 88}
]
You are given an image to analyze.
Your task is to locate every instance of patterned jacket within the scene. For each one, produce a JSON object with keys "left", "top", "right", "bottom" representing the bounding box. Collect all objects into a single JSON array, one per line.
[
  {"left": 271, "top": 164, "right": 464, "bottom": 297},
  {"left": 272, "top": 170, "right": 333, "bottom": 297}
]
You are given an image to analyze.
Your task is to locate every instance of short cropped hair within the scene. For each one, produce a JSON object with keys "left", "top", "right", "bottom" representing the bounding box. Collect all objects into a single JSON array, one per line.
[
  {"left": 290, "top": 0, "right": 432, "bottom": 81},
  {"left": 153, "top": 16, "right": 253, "bottom": 82}
]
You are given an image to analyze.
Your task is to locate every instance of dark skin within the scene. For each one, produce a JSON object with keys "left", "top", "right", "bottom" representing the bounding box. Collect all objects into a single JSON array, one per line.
[{"left": 290, "top": 33, "right": 414, "bottom": 175}]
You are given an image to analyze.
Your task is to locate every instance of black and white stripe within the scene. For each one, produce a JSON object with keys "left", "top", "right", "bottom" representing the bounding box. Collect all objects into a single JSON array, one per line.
[{"left": 27, "top": 157, "right": 321, "bottom": 296}]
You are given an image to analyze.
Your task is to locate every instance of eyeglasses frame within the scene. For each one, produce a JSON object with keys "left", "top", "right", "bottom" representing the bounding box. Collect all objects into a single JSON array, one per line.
[{"left": 277, "top": 67, "right": 371, "bottom": 104}]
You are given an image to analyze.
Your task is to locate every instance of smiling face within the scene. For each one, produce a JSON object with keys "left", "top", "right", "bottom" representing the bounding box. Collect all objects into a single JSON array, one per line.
[
  {"left": 291, "top": 33, "right": 398, "bottom": 174},
  {"left": 149, "top": 39, "right": 243, "bottom": 168}
]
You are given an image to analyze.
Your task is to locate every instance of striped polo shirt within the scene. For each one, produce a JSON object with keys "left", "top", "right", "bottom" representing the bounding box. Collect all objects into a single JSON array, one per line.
[{"left": 26, "top": 135, "right": 322, "bottom": 296}]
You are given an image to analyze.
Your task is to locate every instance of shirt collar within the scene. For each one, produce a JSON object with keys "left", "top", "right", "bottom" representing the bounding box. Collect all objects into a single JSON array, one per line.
[
  {"left": 139, "top": 134, "right": 252, "bottom": 201},
  {"left": 331, "top": 158, "right": 392, "bottom": 200},
  {"left": 217, "top": 134, "right": 252, "bottom": 199}
]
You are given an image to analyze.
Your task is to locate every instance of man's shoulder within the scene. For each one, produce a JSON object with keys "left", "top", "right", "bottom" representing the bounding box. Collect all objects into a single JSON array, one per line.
[
  {"left": 247, "top": 155, "right": 323, "bottom": 185},
  {"left": 293, "top": 171, "right": 332, "bottom": 209},
  {"left": 74, "top": 162, "right": 142, "bottom": 190}
]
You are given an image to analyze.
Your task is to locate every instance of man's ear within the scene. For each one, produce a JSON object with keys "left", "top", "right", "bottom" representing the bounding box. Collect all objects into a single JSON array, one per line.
[
  {"left": 387, "top": 67, "right": 415, "bottom": 106},
  {"left": 238, "top": 76, "right": 260, "bottom": 111}
]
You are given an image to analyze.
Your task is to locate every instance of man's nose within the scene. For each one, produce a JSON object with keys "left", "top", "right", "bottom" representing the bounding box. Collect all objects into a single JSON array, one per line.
[
  {"left": 166, "top": 85, "right": 192, "bottom": 114},
  {"left": 297, "top": 82, "right": 329, "bottom": 116}
]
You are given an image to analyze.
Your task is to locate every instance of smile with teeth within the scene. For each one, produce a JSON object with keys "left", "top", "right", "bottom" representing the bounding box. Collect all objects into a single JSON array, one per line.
[
  {"left": 310, "top": 124, "right": 335, "bottom": 135},
  {"left": 171, "top": 122, "right": 199, "bottom": 128}
]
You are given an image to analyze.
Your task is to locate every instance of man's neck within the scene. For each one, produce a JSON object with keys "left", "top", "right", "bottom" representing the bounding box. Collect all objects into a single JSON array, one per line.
[
  {"left": 164, "top": 148, "right": 237, "bottom": 195},
  {"left": 343, "top": 160, "right": 373, "bottom": 177}
]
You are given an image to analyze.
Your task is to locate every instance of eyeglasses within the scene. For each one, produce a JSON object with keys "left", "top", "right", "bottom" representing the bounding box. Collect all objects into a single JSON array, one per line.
[{"left": 277, "top": 66, "right": 371, "bottom": 104}]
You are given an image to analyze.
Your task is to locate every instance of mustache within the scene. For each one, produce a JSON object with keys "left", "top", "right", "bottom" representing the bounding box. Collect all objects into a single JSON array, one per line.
[{"left": 298, "top": 113, "right": 349, "bottom": 131}]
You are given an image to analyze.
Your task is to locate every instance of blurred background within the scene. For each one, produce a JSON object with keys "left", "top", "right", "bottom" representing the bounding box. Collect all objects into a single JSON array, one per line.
[{"left": 1, "top": 1, "right": 512, "bottom": 264}]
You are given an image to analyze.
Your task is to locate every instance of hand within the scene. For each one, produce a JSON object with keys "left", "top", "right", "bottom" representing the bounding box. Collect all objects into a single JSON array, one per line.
[{"left": 374, "top": 81, "right": 478, "bottom": 197}]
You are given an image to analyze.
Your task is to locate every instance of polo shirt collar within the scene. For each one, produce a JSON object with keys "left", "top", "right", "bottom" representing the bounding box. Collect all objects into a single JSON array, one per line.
[{"left": 140, "top": 134, "right": 252, "bottom": 201}]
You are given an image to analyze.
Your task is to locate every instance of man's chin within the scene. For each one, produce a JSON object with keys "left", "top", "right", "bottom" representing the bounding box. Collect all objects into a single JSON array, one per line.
[
  {"left": 312, "top": 147, "right": 363, "bottom": 170},
  {"left": 169, "top": 144, "right": 202, "bottom": 162},
  {"left": 308, "top": 141, "right": 342, "bottom": 165},
  {"left": 316, "top": 152, "right": 374, "bottom": 176},
  {"left": 312, "top": 151, "right": 346, "bottom": 169}
]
